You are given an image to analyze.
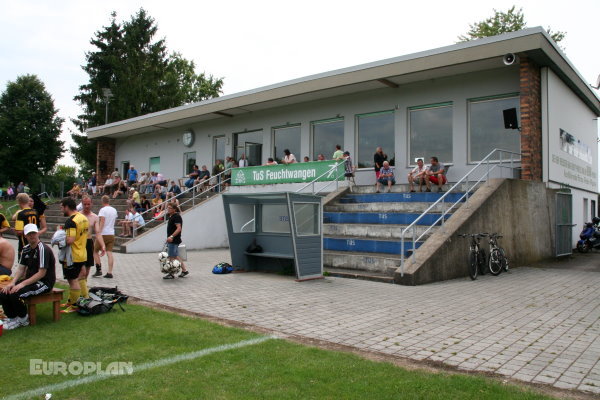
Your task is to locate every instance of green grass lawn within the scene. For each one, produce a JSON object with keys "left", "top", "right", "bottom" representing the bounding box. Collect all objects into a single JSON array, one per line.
[{"left": 2, "top": 290, "right": 556, "bottom": 400}]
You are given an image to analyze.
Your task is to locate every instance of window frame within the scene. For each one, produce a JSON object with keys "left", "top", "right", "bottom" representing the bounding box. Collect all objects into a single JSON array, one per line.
[
  {"left": 356, "top": 110, "right": 395, "bottom": 169},
  {"left": 272, "top": 124, "right": 301, "bottom": 163},
  {"left": 407, "top": 102, "right": 453, "bottom": 167},
  {"left": 292, "top": 202, "right": 321, "bottom": 237},
  {"left": 183, "top": 152, "right": 196, "bottom": 176},
  {"left": 310, "top": 117, "right": 344, "bottom": 161}
]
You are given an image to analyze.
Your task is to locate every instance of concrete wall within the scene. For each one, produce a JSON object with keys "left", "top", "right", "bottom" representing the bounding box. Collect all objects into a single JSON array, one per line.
[{"left": 395, "top": 179, "right": 559, "bottom": 285}]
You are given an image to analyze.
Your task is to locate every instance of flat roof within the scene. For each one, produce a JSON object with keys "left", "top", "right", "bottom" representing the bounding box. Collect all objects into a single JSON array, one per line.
[{"left": 87, "top": 27, "right": 600, "bottom": 139}]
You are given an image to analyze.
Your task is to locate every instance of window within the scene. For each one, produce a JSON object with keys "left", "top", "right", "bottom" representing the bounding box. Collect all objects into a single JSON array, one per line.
[
  {"left": 584, "top": 199, "right": 589, "bottom": 222},
  {"left": 592, "top": 200, "right": 597, "bottom": 219},
  {"left": 357, "top": 111, "right": 394, "bottom": 168},
  {"left": 293, "top": 203, "right": 320, "bottom": 236},
  {"left": 149, "top": 157, "right": 160, "bottom": 173},
  {"left": 409, "top": 103, "right": 452, "bottom": 165},
  {"left": 312, "top": 119, "right": 344, "bottom": 161},
  {"left": 234, "top": 130, "right": 263, "bottom": 166},
  {"left": 273, "top": 125, "right": 301, "bottom": 163},
  {"left": 261, "top": 204, "right": 290, "bottom": 234},
  {"left": 184, "top": 152, "right": 196, "bottom": 175},
  {"left": 230, "top": 204, "right": 255, "bottom": 233},
  {"left": 469, "top": 95, "right": 520, "bottom": 162},
  {"left": 213, "top": 136, "right": 226, "bottom": 165}
]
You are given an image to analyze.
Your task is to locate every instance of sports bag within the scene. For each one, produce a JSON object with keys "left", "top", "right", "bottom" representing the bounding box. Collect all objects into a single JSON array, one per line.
[
  {"left": 212, "top": 262, "right": 234, "bottom": 274},
  {"left": 76, "top": 286, "right": 128, "bottom": 316}
]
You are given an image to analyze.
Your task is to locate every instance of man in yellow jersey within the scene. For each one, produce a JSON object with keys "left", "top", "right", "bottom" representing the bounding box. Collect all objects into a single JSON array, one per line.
[
  {"left": 13, "top": 193, "right": 39, "bottom": 258},
  {"left": 60, "top": 197, "right": 89, "bottom": 313}
]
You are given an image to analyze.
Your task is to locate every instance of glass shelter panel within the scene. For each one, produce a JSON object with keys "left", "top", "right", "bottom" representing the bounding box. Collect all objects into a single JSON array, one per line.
[
  {"left": 409, "top": 105, "right": 453, "bottom": 164},
  {"left": 469, "top": 96, "right": 520, "bottom": 162},
  {"left": 357, "top": 112, "right": 394, "bottom": 168},
  {"left": 261, "top": 204, "right": 290, "bottom": 234},
  {"left": 230, "top": 204, "right": 255, "bottom": 233},
  {"left": 293, "top": 203, "right": 320, "bottom": 236}
]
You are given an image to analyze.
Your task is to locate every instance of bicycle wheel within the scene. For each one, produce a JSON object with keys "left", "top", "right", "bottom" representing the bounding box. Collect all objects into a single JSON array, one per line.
[
  {"left": 488, "top": 248, "right": 503, "bottom": 276},
  {"left": 469, "top": 252, "right": 478, "bottom": 280},
  {"left": 499, "top": 247, "right": 509, "bottom": 272},
  {"left": 478, "top": 248, "right": 487, "bottom": 275}
]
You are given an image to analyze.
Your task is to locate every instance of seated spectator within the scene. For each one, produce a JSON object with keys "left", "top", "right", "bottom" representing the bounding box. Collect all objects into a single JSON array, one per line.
[
  {"left": 139, "top": 172, "right": 153, "bottom": 194},
  {"left": 376, "top": 161, "right": 395, "bottom": 193},
  {"left": 265, "top": 157, "right": 277, "bottom": 166},
  {"left": 317, "top": 154, "right": 326, "bottom": 161},
  {"left": 88, "top": 172, "right": 97, "bottom": 195},
  {"left": 118, "top": 208, "right": 133, "bottom": 237},
  {"left": 303, "top": 156, "right": 310, "bottom": 162},
  {"left": 137, "top": 195, "right": 151, "bottom": 214},
  {"left": 424, "top": 156, "right": 447, "bottom": 192},
  {"left": 155, "top": 172, "right": 167, "bottom": 186},
  {"left": 194, "top": 165, "right": 210, "bottom": 191},
  {"left": 185, "top": 165, "right": 200, "bottom": 188},
  {"left": 67, "top": 182, "right": 82, "bottom": 199},
  {"left": 112, "top": 180, "right": 128, "bottom": 199},
  {"left": 164, "top": 192, "right": 180, "bottom": 211},
  {"left": 121, "top": 207, "right": 145, "bottom": 237},
  {"left": 153, "top": 184, "right": 167, "bottom": 201},
  {"left": 129, "top": 187, "right": 141, "bottom": 204},
  {"left": 98, "top": 175, "right": 113, "bottom": 194},
  {"left": 168, "top": 180, "right": 182, "bottom": 196},
  {"left": 408, "top": 158, "right": 427, "bottom": 192},
  {"left": 17, "top": 182, "right": 25, "bottom": 194}
]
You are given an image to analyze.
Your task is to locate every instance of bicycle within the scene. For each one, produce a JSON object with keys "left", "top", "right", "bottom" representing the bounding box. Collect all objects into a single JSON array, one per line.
[
  {"left": 457, "top": 233, "right": 487, "bottom": 280},
  {"left": 487, "top": 233, "right": 509, "bottom": 276}
]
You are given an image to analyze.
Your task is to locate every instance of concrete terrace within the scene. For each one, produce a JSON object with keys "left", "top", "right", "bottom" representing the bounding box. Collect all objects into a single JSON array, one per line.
[{"left": 7, "top": 240, "right": 600, "bottom": 395}]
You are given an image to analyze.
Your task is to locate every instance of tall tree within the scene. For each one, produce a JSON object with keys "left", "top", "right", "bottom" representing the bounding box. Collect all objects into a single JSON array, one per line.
[
  {"left": 0, "top": 74, "right": 64, "bottom": 186},
  {"left": 72, "top": 9, "right": 224, "bottom": 172},
  {"left": 458, "top": 6, "right": 565, "bottom": 44}
]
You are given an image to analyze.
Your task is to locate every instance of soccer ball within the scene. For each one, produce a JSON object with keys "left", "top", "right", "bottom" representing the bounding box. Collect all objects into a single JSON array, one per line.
[
  {"left": 158, "top": 252, "right": 168, "bottom": 263},
  {"left": 160, "top": 260, "right": 171, "bottom": 274},
  {"left": 161, "top": 259, "right": 182, "bottom": 275},
  {"left": 170, "top": 259, "right": 182, "bottom": 274}
]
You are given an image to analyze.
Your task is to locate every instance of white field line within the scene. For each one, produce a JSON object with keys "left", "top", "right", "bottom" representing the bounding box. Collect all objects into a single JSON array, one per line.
[{"left": 5, "top": 336, "right": 275, "bottom": 400}]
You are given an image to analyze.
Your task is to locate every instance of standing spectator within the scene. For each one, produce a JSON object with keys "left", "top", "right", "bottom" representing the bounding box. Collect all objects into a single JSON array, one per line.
[
  {"left": 224, "top": 157, "right": 234, "bottom": 186},
  {"left": 7, "top": 184, "right": 15, "bottom": 200},
  {"left": 424, "top": 156, "right": 447, "bottom": 192},
  {"left": 185, "top": 165, "right": 200, "bottom": 188},
  {"left": 111, "top": 168, "right": 120, "bottom": 179},
  {"left": 212, "top": 160, "right": 224, "bottom": 192},
  {"left": 17, "top": 182, "right": 25, "bottom": 194},
  {"left": 80, "top": 196, "right": 98, "bottom": 280},
  {"left": 408, "top": 158, "right": 427, "bottom": 192},
  {"left": 0, "top": 224, "right": 55, "bottom": 330},
  {"left": 238, "top": 153, "right": 248, "bottom": 167},
  {"left": 332, "top": 144, "right": 344, "bottom": 160},
  {"left": 373, "top": 146, "right": 387, "bottom": 181},
  {"left": 29, "top": 194, "right": 47, "bottom": 237},
  {"left": 89, "top": 172, "right": 97, "bottom": 195},
  {"left": 282, "top": 149, "right": 296, "bottom": 164},
  {"left": 127, "top": 165, "right": 138, "bottom": 187},
  {"left": 163, "top": 203, "right": 189, "bottom": 279},
  {"left": 376, "top": 161, "right": 396, "bottom": 193},
  {"left": 13, "top": 193, "right": 39, "bottom": 258},
  {"left": 93, "top": 195, "right": 118, "bottom": 278},
  {"left": 60, "top": 197, "right": 90, "bottom": 312}
]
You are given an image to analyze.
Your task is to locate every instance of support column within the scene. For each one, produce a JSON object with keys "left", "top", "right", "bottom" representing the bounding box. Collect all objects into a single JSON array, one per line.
[
  {"left": 96, "top": 138, "right": 116, "bottom": 186},
  {"left": 519, "top": 56, "right": 543, "bottom": 181}
]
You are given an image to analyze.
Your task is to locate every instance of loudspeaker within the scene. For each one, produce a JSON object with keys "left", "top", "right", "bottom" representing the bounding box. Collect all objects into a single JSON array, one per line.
[
  {"left": 503, "top": 108, "right": 518, "bottom": 129},
  {"left": 503, "top": 53, "right": 517, "bottom": 66}
]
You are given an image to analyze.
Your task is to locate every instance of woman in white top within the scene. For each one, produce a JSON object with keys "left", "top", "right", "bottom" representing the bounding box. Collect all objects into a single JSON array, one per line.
[{"left": 282, "top": 149, "right": 296, "bottom": 164}]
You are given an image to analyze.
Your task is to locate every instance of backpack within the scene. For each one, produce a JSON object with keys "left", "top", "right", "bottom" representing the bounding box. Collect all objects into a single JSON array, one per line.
[
  {"left": 76, "top": 286, "right": 128, "bottom": 316},
  {"left": 212, "top": 262, "right": 234, "bottom": 274}
]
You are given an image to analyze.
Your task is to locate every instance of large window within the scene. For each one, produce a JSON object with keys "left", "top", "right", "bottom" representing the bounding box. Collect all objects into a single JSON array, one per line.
[
  {"left": 213, "top": 136, "right": 226, "bottom": 165},
  {"left": 357, "top": 111, "right": 394, "bottom": 168},
  {"left": 312, "top": 118, "right": 344, "bottom": 161},
  {"left": 409, "top": 103, "right": 453, "bottom": 164},
  {"left": 273, "top": 125, "right": 301, "bottom": 163},
  {"left": 149, "top": 157, "right": 160, "bottom": 173},
  {"left": 234, "top": 130, "right": 263, "bottom": 166},
  {"left": 184, "top": 152, "right": 196, "bottom": 175},
  {"left": 469, "top": 95, "right": 520, "bottom": 162}
]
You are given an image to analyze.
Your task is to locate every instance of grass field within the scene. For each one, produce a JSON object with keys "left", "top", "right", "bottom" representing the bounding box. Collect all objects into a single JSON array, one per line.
[{"left": 1, "top": 290, "right": 557, "bottom": 400}]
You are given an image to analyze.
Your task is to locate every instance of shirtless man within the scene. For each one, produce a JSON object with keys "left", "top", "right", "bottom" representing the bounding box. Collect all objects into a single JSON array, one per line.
[
  {"left": 80, "top": 196, "right": 99, "bottom": 278},
  {"left": 0, "top": 236, "right": 15, "bottom": 276}
]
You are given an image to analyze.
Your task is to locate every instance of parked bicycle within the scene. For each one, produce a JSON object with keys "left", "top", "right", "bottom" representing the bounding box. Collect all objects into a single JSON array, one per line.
[
  {"left": 486, "top": 233, "right": 509, "bottom": 275},
  {"left": 457, "top": 233, "right": 487, "bottom": 280}
]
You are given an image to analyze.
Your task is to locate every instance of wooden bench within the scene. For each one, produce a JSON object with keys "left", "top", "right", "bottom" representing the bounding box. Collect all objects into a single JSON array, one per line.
[
  {"left": 24, "top": 288, "right": 64, "bottom": 325},
  {"left": 244, "top": 251, "right": 295, "bottom": 259}
]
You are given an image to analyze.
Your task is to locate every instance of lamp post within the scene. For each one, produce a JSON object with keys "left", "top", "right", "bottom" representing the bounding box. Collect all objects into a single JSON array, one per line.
[{"left": 102, "top": 88, "right": 113, "bottom": 125}]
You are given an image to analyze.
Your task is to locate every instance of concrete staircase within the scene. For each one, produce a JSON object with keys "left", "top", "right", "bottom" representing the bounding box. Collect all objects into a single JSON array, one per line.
[{"left": 323, "top": 184, "right": 468, "bottom": 283}]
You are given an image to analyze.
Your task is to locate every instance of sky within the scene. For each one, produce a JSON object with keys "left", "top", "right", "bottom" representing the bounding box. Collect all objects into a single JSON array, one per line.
[{"left": 1, "top": 0, "right": 599, "bottom": 169}]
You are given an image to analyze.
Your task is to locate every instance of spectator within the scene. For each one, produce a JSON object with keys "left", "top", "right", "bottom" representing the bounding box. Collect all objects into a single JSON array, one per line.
[
  {"left": 111, "top": 168, "right": 120, "bottom": 179},
  {"left": 282, "top": 149, "right": 296, "bottom": 164},
  {"left": 0, "top": 224, "right": 55, "bottom": 330},
  {"left": 238, "top": 153, "right": 248, "bottom": 167},
  {"left": 212, "top": 160, "right": 224, "bottom": 192},
  {"left": 185, "top": 165, "right": 200, "bottom": 188},
  {"left": 332, "top": 144, "right": 344, "bottom": 160},
  {"left": 93, "top": 195, "right": 118, "bottom": 278},
  {"left": 224, "top": 157, "right": 233, "bottom": 186},
  {"left": 376, "top": 161, "right": 395, "bottom": 193},
  {"left": 156, "top": 172, "right": 167, "bottom": 186},
  {"left": 303, "top": 156, "right": 310, "bottom": 162},
  {"left": 136, "top": 171, "right": 147, "bottom": 191},
  {"left": 67, "top": 182, "right": 82, "bottom": 199},
  {"left": 194, "top": 165, "right": 210, "bottom": 191},
  {"left": 110, "top": 175, "right": 122, "bottom": 194},
  {"left": 138, "top": 195, "right": 151, "bottom": 214},
  {"left": 88, "top": 172, "right": 97, "bottom": 195},
  {"left": 163, "top": 203, "right": 189, "bottom": 279},
  {"left": 129, "top": 187, "right": 141, "bottom": 204},
  {"left": 127, "top": 165, "right": 138, "bottom": 187},
  {"left": 424, "top": 156, "right": 447, "bottom": 192},
  {"left": 317, "top": 154, "right": 325, "bottom": 161},
  {"left": 17, "top": 182, "right": 25, "bottom": 194},
  {"left": 98, "top": 175, "right": 113, "bottom": 195},
  {"left": 29, "top": 194, "right": 47, "bottom": 237},
  {"left": 265, "top": 157, "right": 277, "bottom": 165},
  {"left": 7, "top": 185, "right": 15, "bottom": 200},
  {"left": 374, "top": 146, "right": 387, "bottom": 181},
  {"left": 343, "top": 151, "right": 356, "bottom": 188},
  {"left": 128, "top": 208, "right": 145, "bottom": 237},
  {"left": 140, "top": 172, "right": 153, "bottom": 194},
  {"left": 118, "top": 208, "right": 133, "bottom": 237},
  {"left": 112, "top": 179, "right": 128, "bottom": 199},
  {"left": 408, "top": 158, "right": 427, "bottom": 192},
  {"left": 153, "top": 184, "right": 167, "bottom": 201},
  {"left": 14, "top": 193, "right": 39, "bottom": 258},
  {"left": 168, "top": 180, "right": 182, "bottom": 197}
]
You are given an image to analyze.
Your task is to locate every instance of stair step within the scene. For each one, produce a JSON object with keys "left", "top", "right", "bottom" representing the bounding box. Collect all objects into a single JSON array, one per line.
[
  {"left": 323, "top": 223, "right": 435, "bottom": 240},
  {"left": 324, "top": 267, "right": 394, "bottom": 283},
  {"left": 323, "top": 250, "right": 402, "bottom": 274},
  {"left": 325, "top": 202, "right": 456, "bottom": 213},
  {"left": 339, "top": 192, "right": 467, "bottom": 204},
  {"left": 323, "top": 212, "right": 450, "bottom": 225},
  {"left": 323, "top": 237, "right": 422, "bottom": 256}
]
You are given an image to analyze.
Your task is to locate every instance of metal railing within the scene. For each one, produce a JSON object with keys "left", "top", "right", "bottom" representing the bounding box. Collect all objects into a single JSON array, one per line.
[
  {"left": 131, "top": 168, "right": 232, "bottom": 237},
  {"left": 4, "top": 192, "right": 54, "bottom": 218},
  {"left": 399, "top": 148, "right": 521, "bottom": 277},
  {"left": 295, "top": 161, "right": 345, "bottom": 195}
]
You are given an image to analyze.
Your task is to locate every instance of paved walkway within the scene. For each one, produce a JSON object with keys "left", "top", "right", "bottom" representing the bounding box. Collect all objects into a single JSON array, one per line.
[{"left": 7, "top": 240, "right": 600, "bottom": 394}]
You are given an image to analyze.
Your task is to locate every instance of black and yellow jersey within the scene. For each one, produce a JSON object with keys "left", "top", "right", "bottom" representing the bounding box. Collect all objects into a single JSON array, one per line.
[
  {"left": 64, "top": 212, "right": 89, "bottom": 263},
  {"left": 15, "top": 207, "right": 39, "bottom": 253},
  {"left": 0, "top": 213, "right": 9, "bottom": 230}
]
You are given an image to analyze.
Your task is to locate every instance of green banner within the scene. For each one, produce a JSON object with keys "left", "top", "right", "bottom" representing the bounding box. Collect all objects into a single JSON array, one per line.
[{"left": 232, "top": 161, "right": 344, "bottom": 185}]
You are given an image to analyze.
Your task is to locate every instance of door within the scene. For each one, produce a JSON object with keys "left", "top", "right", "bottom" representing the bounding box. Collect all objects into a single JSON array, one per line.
[
  {"left": 245, "top": 142, "right": 262, "bottom": 166},
  {"left": 213, "top": 136, "right": 226, "bottom": 165},
  {"left": 121, "top": 161, "right": 130, "bottom": 179},
  {"left": 555, "top": 192, "right": 573, "bottom": 256}
]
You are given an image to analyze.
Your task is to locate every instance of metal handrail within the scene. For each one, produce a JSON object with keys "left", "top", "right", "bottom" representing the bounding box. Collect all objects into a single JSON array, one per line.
[
  {"left": 4, "top": 192, "right": 53, "bottom": 217},
  {"left": 295, "top": 161, "right": 345, "bottom": 195},
  {"left": 399, "top": 148, "right": 521, "bottom": 277},
  {"left": 131, "top": 168, "right": 232, "bottom": 237}
]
